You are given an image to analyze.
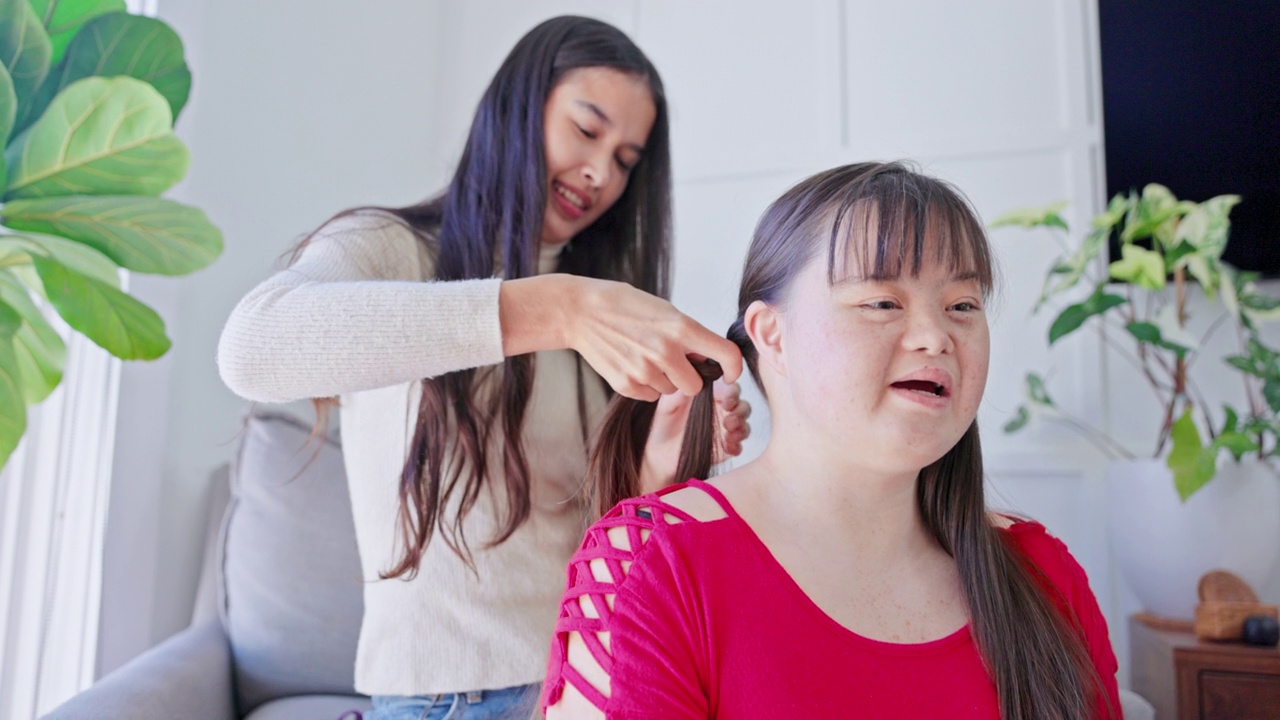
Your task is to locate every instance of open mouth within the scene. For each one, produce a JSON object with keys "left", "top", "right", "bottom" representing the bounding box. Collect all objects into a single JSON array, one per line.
[
  {"left": 890, "top": 379, "right": 948, "bottom": 398},
  {"left": 553, "top": 181, "right": 589, "bottom": 211}
]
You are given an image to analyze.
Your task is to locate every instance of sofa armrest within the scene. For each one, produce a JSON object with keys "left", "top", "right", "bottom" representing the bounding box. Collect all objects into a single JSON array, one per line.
[
  {"left": 41, "top": 619, "right": 236, "bottom": 720},
  {"left": 1119, "top": 688, "right": 1155, "bottom": 720}
]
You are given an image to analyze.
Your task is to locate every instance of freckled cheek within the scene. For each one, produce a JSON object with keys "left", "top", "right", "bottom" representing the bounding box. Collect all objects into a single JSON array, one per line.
[
  {"left": 797, "top": 321, "right": 882, "bottom": 403},
  {"left": 960, "top": 332, "right": 991, "bottom": 414}
]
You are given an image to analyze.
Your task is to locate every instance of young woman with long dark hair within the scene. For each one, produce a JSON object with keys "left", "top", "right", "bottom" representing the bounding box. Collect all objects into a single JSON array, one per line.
[
  {"left": 542, "top": 162, "right": 1120, "bottom": 719},
  {"left": 218, "top": 16, "right": 749, "bottom": 720}
]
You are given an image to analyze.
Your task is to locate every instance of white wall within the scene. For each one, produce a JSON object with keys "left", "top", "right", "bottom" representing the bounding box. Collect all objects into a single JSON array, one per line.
[
  {"left": 99, "top": 0, "right": 452, "bottom": 673},
  {"left": 97, "top": 0, "right": 1276, "bottom": 690}
]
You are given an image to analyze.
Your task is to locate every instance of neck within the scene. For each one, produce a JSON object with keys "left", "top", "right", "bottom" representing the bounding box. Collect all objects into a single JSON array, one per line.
[
  {"left": 537, "top": 240, "right": 568, "bottom": 274},
  {"left": 747, "top": 435, "right": 935, "bottom": 562}
]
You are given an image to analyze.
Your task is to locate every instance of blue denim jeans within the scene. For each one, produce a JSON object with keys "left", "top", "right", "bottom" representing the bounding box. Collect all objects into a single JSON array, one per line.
[{"left": 359, "top": 683, "right": 540, "bottom": 720}]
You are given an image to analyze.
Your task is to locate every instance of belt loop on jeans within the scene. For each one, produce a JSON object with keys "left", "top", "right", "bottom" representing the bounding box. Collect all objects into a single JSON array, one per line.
[{"left": 465, "top": 690, "right": 483, "bottom": 704}]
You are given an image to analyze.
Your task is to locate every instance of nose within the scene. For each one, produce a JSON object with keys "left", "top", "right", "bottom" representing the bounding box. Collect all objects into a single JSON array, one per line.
[
  {"left": 581, "top": 151, "right": 612, "bottom": 190},
  {"left": 903, "top": 306, "right": 954, "bottom": 355}
]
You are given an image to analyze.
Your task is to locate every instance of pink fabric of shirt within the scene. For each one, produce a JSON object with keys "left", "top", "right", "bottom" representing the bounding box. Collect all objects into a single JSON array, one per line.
[{"left": 542, "top": 479, "right": 1121, "bottom": 719}]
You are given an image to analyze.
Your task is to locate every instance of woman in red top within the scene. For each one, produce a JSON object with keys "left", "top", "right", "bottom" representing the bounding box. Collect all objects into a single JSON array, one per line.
[{"left": 542, "top": 162, "right": 1121, "bottom": 719}]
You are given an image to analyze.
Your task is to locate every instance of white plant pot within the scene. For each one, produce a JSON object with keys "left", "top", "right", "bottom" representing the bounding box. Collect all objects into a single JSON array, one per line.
[{"left": 1107, "top": 458, "right": 1280, "bottom": 620}]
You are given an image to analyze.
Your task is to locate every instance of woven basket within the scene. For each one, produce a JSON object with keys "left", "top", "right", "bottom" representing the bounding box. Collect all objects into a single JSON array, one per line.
[
  {"left": 1195, "top": 601, "right": 1279, "bottom": 640},
  {"left": 1194, "top": 569, "right": 1278, "bottom": 640}
]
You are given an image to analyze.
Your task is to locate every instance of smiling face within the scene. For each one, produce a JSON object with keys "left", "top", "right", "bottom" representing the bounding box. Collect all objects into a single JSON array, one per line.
[
  {"left": 540, "top": 67, "right": 657, "bottom": 247},
  {"left": 759, "top": 210, "right": 992, "bottom": 477}
]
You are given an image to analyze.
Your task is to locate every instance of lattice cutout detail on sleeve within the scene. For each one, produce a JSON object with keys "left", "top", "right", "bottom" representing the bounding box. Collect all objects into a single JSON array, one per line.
[{"left": 544, "top": 497, "right": 696, "bottom": 711}]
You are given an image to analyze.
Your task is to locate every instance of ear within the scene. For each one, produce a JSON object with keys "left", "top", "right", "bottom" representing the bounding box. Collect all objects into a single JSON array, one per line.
[{"left": 743, "top": 299, "right": 785, "bottom": 378}]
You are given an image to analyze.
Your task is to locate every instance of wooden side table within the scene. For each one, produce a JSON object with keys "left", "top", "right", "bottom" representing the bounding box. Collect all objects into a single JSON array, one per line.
[{"left": 1129, "top": 614, "right": 1280, "bottom": 719}]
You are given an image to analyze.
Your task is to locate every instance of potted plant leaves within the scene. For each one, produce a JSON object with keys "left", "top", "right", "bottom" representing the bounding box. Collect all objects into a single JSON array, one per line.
[
  {"left": 0, "top": 0, "right": 222, "bottom": 470},
  {"left": 993, "top": 185, "right": 1280, "bottom": 619}
]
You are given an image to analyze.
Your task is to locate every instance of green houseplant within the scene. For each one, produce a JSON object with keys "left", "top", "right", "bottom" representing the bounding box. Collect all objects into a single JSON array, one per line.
[
  {"left": 0, "top": 0, "right": 222, "bottom": 469},
  {"left": 993, "top": 184, "right": 1280, "bottom": 500},
  {"left": 993, "top": 184, "right": 1280, "bottom": 619}
]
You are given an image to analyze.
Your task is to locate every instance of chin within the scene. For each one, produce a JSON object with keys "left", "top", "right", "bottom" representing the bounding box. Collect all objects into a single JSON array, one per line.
[{"left": 887, "top": 442, "right": 963, "bottom": 475}]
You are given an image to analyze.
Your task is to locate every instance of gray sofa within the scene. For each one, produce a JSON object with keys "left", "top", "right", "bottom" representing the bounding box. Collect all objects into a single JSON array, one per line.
[
  {"left": 45, "top": 410, "right": 1156, "bottom": 720},
  {"left": 44, "top": 411, "right": 372, "bottom": 720}
]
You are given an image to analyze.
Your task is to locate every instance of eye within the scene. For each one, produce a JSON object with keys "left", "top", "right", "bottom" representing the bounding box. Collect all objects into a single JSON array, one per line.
[
  {"left": 863, "top": 300, "right": 900, "bottom": 310},
  {"left": 615, "top": 156, "right": 636, "bottom": 172},
  {"left": 575, "top": 123, "right": 597, "bottom": 139},
  {"left": 950, "top": 300, "right": 982, "bottom": 312}
]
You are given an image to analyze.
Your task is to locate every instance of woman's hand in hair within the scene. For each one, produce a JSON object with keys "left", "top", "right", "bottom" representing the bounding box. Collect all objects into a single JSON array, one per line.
[
  {"left": 500, "top": 275, "right": 743, "bottom": 401},
  {"left": 712, "top": 379, "right": 751, "bottom": 462},
  {"left": 638, "top": 380, "right": 751, "bottom": 493}
]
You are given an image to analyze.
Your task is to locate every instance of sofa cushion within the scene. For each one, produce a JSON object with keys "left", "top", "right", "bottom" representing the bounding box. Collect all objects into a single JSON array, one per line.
[
  {"left": 242, "top": 694, "right": 371, "bottom": 720},
  {"left": 220, "top": 411, "right": 365, "bottom": 714}
]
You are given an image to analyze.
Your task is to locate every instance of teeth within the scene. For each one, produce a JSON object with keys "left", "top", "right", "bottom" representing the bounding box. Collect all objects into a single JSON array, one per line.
[{"left": 555, "top": 184, "right": 585, "bottom": 209}]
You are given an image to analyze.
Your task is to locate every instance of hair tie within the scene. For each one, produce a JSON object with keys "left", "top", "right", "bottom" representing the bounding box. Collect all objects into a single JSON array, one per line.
[
  {"left": 726, "top": 316, "right": 752, "bottom": 353},
  {"left": 690, "top": 357, "right": 723, "bottom": 385}
]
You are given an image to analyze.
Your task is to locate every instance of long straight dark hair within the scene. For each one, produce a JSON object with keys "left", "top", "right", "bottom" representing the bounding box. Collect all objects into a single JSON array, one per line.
[
  {"left": 304, "top": 16, "right": 672, "bottom": 576},
  {"left": 587, "top": 163, "right": 1114, "bottom": 719}
]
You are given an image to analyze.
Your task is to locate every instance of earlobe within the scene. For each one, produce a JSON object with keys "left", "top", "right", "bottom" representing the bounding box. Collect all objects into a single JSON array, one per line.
[{"left": 743, "top": 300, "right": 786, "bottom": 377}]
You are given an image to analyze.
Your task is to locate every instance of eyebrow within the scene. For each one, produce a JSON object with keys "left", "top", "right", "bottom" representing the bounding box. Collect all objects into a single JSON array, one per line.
[
  {"left": 834, "top": 270, "right": 983, "bottom": 286},
  {"left": 574, "top": 100, "right": 647, "bottom": 154}
]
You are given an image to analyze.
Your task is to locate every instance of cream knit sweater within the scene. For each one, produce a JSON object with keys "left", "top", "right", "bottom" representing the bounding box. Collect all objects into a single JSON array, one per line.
[{"left": 217, "top": 211, "right": 607, "bottom": 695}]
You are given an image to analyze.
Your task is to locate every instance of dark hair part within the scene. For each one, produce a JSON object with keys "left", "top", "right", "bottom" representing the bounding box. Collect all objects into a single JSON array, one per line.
[
  {"left": 304, "top": 16, "right": 672, "bottom": 576},
  {"left": 588, "top": 162, "right": 1114, "bottom": 719}
]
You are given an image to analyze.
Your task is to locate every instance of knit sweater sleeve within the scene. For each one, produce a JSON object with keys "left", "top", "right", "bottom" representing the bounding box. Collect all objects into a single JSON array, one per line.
[{"left": 216, "top": 211, "right": 505, "bottom": 403}]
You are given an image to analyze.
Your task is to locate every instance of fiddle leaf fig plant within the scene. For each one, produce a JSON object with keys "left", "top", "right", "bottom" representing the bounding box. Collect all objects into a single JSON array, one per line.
[
  {"left": 993, "top": 184, "right": 1279, "bottom": 501},
  {"left": 0, "top": 0, "right": 221, "bottom": 470}
]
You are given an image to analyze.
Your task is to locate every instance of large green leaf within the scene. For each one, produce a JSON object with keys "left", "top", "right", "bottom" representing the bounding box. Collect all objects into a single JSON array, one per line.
[
  {"left": 0, "top": 0, "right": 51, "bottom": 129},
  {"left": 0, "top": 269, "right": 63, "bottom": 402},
  {"left": 1167, "top": 407, "right": 1216, "bottom": 501},
  {"left": 1108, "top": 244, "right": 1166, "bottom": 289},
  {"left": 0, "top": 62, "right": 15, "bottom": 156},
  {"left": 29, "top": 253, "right": 166, "bottom": 359},
  {"left": 1266, "top": 380, "right": 1280, "bottom": 414},
  {"left": 1211, "top": 431, "right": 1258, "bottom": 463},
  {"left": 990, "top": 201, "right": 1070, "bottom": 231},
  {"left": 4, "top": 195, "right": 221, "bottom": 274},
  {"left": 15, "top": 12, "right": 190, "bottom": 136},
  {"left": 0, "top": 231, "right": 119, "bottom": 286},
  {"left": 27, "top": 0, "right": 125, "bottom": 65},
  {"left": 1091, "top": 193, "right": 1130, "bottom": 231},
  {"left": 0, "top": 300, "right": 25, "bottom": 469},
  {"left": 1037, "top": 226, "right": 1109, "bottom": 308},
  {"left": 1048, "top": 289, "right": 1127, "bottom": 345},
  {"left": 27, "top": 252, "right": 166, "bottom": 358},
  {"left": 4, "top": 75, "right": 187, "bottom": 200},
  {"left": 1120, "top": 184, "right": 1195, "bottom": 246},
  {"left": 1126, "top": 321, "right": 1191, "bottom": 357}
]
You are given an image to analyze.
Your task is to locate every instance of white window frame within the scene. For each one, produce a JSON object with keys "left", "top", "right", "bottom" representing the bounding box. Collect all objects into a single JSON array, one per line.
[{"left": 0, "top": 328, "right": 122, "bottom": 719}]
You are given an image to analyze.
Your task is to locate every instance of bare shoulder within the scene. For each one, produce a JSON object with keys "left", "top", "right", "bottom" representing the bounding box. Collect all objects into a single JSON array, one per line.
[
  {"left": 987, "top": 510, "right": 1018, "bottom": 529},
  {"left": 655, "top": 482, "right": 729, "bottom": 523}
]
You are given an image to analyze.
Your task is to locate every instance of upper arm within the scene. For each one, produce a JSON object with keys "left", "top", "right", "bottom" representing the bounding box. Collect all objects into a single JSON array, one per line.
[
  {"left": 543, "top": 498, "right": 708, "bottom": 719},
  {"left": 216, "top": 211, "right": 504, "bottom": 402},
  {"left": 1068, "top": 557, "right": 1121, "bottom": 715},
  {"left": 283, "top": 211, "right": 434, "bottom": 283},
  {"left": 1030, "top": 530, "right": 1122, "bottom": 716}
]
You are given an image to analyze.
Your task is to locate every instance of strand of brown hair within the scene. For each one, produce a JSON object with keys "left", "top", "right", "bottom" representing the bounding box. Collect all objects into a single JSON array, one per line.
[
  {"left": 919, "top": 424, "right": 1114, "bottom": 719},
  {"left": 586, "top": 359, "right": 722, "bottom": 519}
]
